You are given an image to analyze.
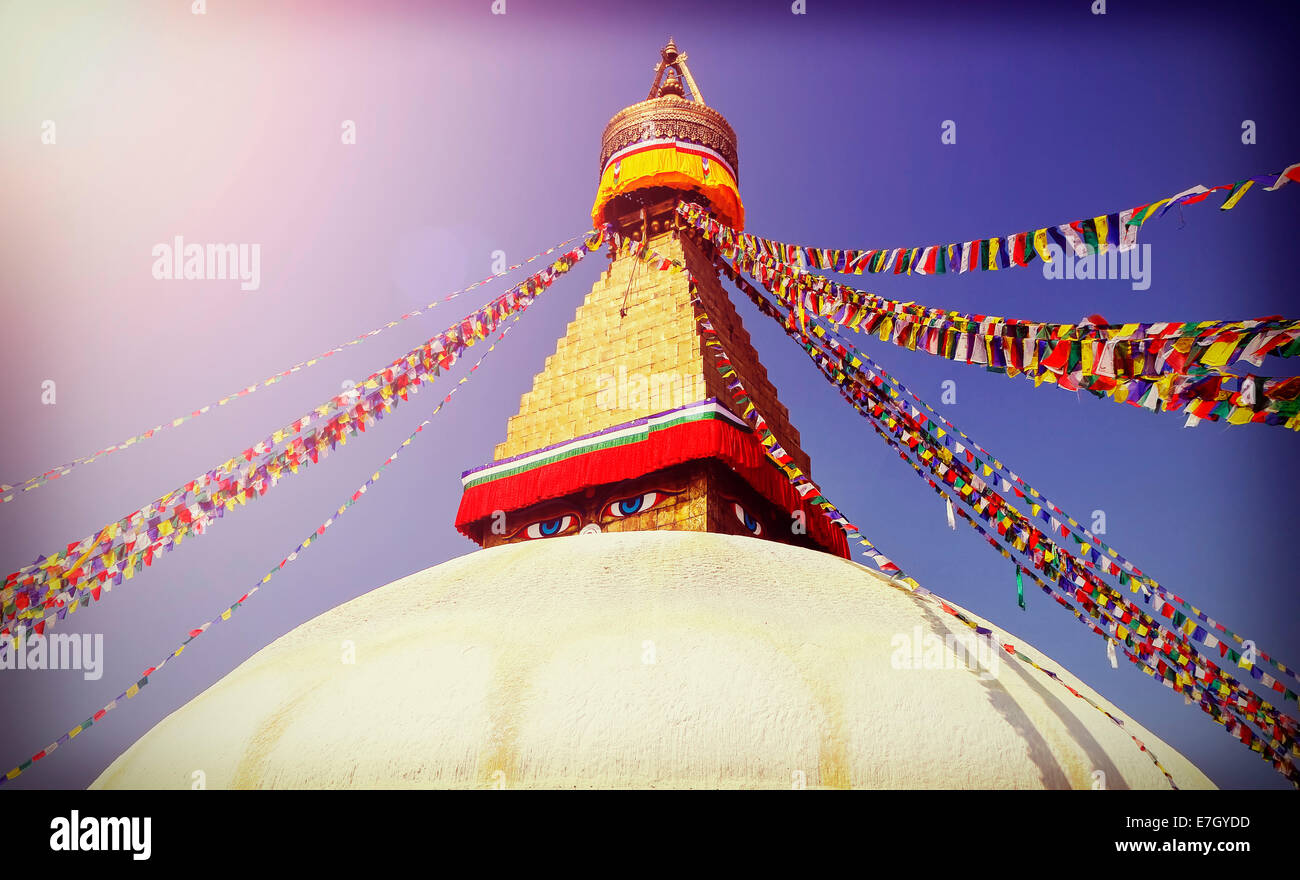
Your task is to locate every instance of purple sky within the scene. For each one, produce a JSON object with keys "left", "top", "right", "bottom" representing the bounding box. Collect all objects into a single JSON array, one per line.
[{"left": 1, "top": 0, "right": 1297, "bottom": 789}]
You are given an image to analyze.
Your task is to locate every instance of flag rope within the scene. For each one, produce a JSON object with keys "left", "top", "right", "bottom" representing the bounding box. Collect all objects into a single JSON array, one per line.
[
  {"left": 0, "top": 233, "right": 589, "bottom": 505},
  {"left": 694, "top": 292, "right": 923, "bottom": 586},
  {"left": 0, "top": 300, "right": 534, "bottom": 786},
  {"left": 692, "top": 259, "right": 1186, "bottom": 786},
  {"left": 1, "top": 233, "right": 607, "bottom": 645},
  {"left": 677, "top": 162, "right": 1298, "bottom": 280},
  {"left": 726, "top": 246, "right": 1300, "bottom": 712},
  {"left": 811, "top": 343, "right": 1300, "bottom": 785},
  {"left": 682, "top": 204, "right": 1300, "bottom": 430},
  {"left": 833, "top": 336, "right": 1300, "bottom": 693},
  {"left": 737, "top": 232, "right": 1300, "bottom": 695},
  {"left": 724, "top": 240, "right": 1300, "bottom": 712}
]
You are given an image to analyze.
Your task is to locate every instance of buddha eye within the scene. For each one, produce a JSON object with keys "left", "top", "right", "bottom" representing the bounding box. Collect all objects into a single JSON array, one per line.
[
  {"left": 524, "top": 515, "right": 575, "bottom": 539},
  {"left": 606, "top": 492, "right": 660, "bottom": 518},
  {"left": 732, "top": 502, "right": 762, "bottom": 535}
]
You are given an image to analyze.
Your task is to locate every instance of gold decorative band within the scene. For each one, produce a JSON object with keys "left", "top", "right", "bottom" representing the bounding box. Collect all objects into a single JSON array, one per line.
[{"left": 599, "top": 95, "right": 739, "bottom": 181}]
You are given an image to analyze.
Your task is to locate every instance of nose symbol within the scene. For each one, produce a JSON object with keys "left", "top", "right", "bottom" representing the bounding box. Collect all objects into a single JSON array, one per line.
[{"left": 579, "top": 523, "right": 602, "bottom": 535}]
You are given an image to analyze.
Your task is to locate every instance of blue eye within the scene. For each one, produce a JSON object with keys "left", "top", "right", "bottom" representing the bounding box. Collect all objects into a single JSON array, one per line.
[
  {"left": 525, "top": 515, "right": 574, "bottom": 539},
  {"left": 733, "top": 503, "right": 762, "bottom": 535},
  {"left": 607, "top": 492, "right": 659, "bottom": 518}
]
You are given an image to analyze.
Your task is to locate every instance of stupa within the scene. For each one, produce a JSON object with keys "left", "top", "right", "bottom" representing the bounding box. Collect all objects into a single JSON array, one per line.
[{"left": 92, "top": 42, "right": 1215, "bottom": 790}]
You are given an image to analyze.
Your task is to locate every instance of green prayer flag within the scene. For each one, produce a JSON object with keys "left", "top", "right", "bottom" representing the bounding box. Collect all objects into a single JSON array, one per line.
[{"left": 1082, "top": 218, "right": 1100, "bottom": 254}]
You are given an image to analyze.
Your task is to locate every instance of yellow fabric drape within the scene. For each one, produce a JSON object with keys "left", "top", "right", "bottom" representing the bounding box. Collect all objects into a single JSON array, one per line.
[{"left": 592, "top": 142, "right": 744, "bottom": 230}]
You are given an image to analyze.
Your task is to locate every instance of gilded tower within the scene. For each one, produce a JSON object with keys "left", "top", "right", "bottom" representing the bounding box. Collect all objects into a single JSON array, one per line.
[{"left": 455, "top": 40, "right": 847, "bottom": 557}]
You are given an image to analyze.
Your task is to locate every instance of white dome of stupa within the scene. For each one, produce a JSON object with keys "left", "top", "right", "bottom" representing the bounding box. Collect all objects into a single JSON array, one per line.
[{"left": 92, "top": 530, "right": 1213, "bottom": 789}]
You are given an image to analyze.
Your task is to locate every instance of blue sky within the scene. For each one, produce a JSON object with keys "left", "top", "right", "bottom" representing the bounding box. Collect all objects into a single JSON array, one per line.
[{"left": 1, "top": 0, "right": 1296, "bottom": 788}]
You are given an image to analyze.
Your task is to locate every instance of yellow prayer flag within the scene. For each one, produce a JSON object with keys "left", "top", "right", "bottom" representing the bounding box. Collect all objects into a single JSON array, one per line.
[
  {"left": 1032, "top": 228, "right": 1052, "bottom": 262},
  {"left": 1093, "top": 214, "right": 1110, "bottom": 253},
  {"left": 1221, "top": 180, "right": 1254, "bottom": 210},
  {"left": 1201, "top": 338, "right": 1239, "bottom": 367}
]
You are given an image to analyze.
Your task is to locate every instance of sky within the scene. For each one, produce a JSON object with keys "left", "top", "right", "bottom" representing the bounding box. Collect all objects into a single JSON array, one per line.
[{"left": 0, "top": 0, "right": 1297, "bottom": 789}]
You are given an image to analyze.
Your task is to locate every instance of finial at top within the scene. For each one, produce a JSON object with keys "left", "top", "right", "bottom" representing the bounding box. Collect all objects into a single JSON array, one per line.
[{"left": 647, "top": 38, "right": 705, "bottom": 105}]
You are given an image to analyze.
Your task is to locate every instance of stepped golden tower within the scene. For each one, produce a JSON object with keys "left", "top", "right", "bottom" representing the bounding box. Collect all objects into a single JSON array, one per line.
[{"left": 455, "top": 40, "right": 847, "bottom": 557}]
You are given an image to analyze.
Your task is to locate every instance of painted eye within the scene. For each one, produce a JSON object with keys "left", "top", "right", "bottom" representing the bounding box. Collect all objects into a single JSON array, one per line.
[
  {"left": 525, "top": 515, "right": 574, "bottom": 539},
  {"left": 733, "top": 502, "right": 762, "bottom": 535},
  {"left": 607, "top": 492, "right": 660, "bottom": 518}
]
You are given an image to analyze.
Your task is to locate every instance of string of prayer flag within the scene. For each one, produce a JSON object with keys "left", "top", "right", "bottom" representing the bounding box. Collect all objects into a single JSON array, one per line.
[
  {"left": 796, "top": 317, "right": 1300, "bottom": 781},
  {"left": 694, "top": 295, "right": 921, "bottom": 588},
  {"left": 1, "top": 232, "right": 607, "bottom": 645},
  {"left": 0, "top": 298, "right": 531, "bottom": 785},
  {"left": 837, "top": 342, "right": 1300, "bottom": 692},
  {"left": 766, "top": 266, "right": 1300, "bottom": 694},
  {"left": 739, "top": 253, "right": 1300, "bottom": 720},
  {"left": 790, "top": 310, "right": 1300, "bottom": 784},
  {"left": 765, "top": 268, "right": 1300, "bottom": 695},
  {"left": 703, "top": 237, "right": 1299, "bottom": 784},
  {"left": 0, "top": 233, "right": 590, "bottom": 505},
  {"left": 678, "top": 162, "right": 1299, "bottom": 279},
  {"left": 685, "top": 207, "right": 1300, "bottom": 430}
]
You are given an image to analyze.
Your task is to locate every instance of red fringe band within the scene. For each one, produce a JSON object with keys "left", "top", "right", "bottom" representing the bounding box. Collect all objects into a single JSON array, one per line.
[{"left": 454, "top": 418, "right": 849, "bottom": 558}]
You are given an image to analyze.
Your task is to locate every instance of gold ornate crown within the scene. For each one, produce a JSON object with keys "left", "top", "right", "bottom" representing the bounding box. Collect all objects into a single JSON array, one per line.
[{"left": 598, "top": 96, "right": 739, "bottom": 181}]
